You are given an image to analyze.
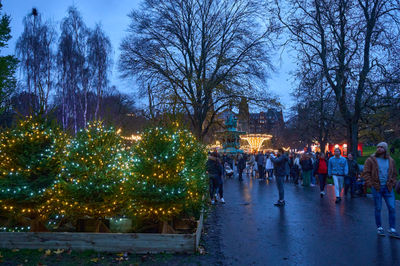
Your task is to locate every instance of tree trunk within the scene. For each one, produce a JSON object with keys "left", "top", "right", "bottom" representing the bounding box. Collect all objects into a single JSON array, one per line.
[
  {"left": 73, "top": 94, "right": 78, "bottom": 135},
  {"left": 95, "top": 82, "right": 101, "bottom": 121},
  {"left": 347, "top": 121, "right": 359, "bottom": 159},
  {"left": 320, "top": 139, "right": 327, "bottom": 154},
  {"left": 83, "top": 88, "right": 87, "bottom": 126},
  {"left": 194, "top": 122, "right": 203, "bottom": 142}
]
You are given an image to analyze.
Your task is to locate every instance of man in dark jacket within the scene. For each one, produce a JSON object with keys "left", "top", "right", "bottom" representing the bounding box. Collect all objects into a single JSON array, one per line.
[
  {"left": 257, "top": 151, "right": 265, "bottom": 179},
  {"left": 345, "top": 153, "right": 359, "bottom": 198},
  {"left": 271, "top": 148, "right": 288, "bottom": 206},
  {"left": 206, "top": 152, "right": 223, "bottom": 204},
  {"left": 238, "top": 154, "right": 246, "bottom": 181}
]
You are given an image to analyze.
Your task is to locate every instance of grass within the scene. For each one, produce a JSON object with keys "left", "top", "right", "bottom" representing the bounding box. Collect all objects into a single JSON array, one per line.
[
  {"left": 357, "top": 145, "right": 400, "bottom": 200},
  {"left": 0, "top": 248, "right": 204, "bottom": 265},
  {"left": 357, "top": 145, "right": 400, "bottom": 168}
]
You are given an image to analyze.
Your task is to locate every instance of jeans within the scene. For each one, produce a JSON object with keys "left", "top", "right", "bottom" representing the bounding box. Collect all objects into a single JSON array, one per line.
[
  {"left": 209, "top": 177, "right": 219, "bottom": 200},
  {"left": 302, "top": 170, "right": 312, "bottom": 186},
  {"left": 311, "top": 170, "right": 316, "bottom": 185},
  {"left": 293, "top": 170, "right": 299, "bottom": 184},
  {"left": 217, "top": 178, "right": 224, "bottom": 198},
  {"left": 239, "top": 169, "right": 244, "bottom": 180},
  {"left": 266, "top": 169, "right": 274, "bottom": 179},
  {"left": 344, "top": 176, "right": 356, "bottom": 196},
  {"left": 332, "top": 175, "right": 344, "bottom": 197},
  {"left": 209, "top": 176, "right": 223, "bottom": 199},
  {"left": 276, "top": 175, "right": 285, "bottom": 201},
  {"left": 318, "top": 174, "right": 327, "bottom": 192},
  {"left": 258, "top": 164, "right": 265, "bottom": 178},
  {"left": 372, "top": 187, "right": 396, "bottom": 229}
]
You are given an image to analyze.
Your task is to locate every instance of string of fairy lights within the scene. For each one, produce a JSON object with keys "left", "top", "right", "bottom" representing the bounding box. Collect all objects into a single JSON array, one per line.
[
  {"left": 0, "top": 116, "right": 67, "bottom": 232},
  {"left": 127, "top": 126, "right": 207, "bottom": 219},
  {"left": 0, "top": 119, "right": 207, "bottom": 232}
]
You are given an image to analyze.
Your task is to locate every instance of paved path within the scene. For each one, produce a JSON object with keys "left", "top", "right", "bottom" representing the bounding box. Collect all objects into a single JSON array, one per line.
[{"left": 205, "top": 176, "right": 400, "bottom": 266}]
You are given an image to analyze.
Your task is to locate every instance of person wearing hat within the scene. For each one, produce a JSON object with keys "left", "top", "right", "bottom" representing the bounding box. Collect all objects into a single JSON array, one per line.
[{"left": 362, "top": 142, "right": 399, "bottom": 238}]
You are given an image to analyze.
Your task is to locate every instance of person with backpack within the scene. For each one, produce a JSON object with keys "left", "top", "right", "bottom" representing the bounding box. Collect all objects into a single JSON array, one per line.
[
  {"left": 314, "top": 152, "right": 328, "bottom": 197},
  {"left": 300, "top": 153, "right": 313, "bottom": 187}
]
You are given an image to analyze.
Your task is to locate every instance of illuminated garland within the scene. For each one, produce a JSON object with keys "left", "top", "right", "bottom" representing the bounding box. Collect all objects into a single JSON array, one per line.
[
  {"left": 0, "top": 120, "right": 208, "bottom": 231},
  {"left": 127, "top": 124, "right": 208, "bottom": 221},
  {"left": 0, "top": 115, "right": 67, "bottom": 222},
  {"left": 45, "top": 121, "right": 132, "bottom": 221},
  {"left": 1, "top": 226, "right": 31, "bottom": 232}
]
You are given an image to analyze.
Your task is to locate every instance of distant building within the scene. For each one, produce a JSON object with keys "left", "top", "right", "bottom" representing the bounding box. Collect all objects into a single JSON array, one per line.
[
  {"left": 239, "top": 109, "right": 284, "bottom": 134},
  {"left": 213, "top": 108, "right": 284, "bottom": 135}
]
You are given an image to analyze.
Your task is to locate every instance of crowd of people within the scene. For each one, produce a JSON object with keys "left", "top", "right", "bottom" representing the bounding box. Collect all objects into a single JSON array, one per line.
[{"left": 206, "top": 142, "right": 400, "bottom": 238}]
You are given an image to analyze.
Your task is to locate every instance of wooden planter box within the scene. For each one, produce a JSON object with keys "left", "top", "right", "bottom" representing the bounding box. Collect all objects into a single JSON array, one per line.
[{"left": 0, "top": 212, "right": 204, "bottom": 254}]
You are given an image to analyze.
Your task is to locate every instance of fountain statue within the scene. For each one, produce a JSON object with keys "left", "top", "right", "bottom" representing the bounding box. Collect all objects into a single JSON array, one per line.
[{"left": 217, "top": 114, "right": 246, "bottom": 153}]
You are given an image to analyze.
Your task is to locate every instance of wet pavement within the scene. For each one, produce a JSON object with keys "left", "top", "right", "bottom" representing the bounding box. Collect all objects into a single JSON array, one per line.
[{"left": 204, "top": 176, "right": 400, "bottom": 266}]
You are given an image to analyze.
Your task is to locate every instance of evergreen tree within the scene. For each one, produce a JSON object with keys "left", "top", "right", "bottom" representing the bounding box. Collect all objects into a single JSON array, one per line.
[
  {"left": 47, "top": 121, "right": 131, "bottom": 227},
  {"left": 0, "top": 115, "right": 67, "bottom": 231},
  {"left": 127, "top": 124, "right": 208, "bottom": 223}
]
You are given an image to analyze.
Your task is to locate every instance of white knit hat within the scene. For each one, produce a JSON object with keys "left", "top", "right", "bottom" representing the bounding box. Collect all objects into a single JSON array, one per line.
[{"left": 377, "top": 142, "right": 388, "bottom": 151}]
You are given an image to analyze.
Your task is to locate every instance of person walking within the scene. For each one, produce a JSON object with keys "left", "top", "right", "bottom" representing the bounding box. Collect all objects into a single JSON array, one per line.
[
  {"left": 249, "top": 153, "right": 256, "bottom": 178},
  {"left": 265, "top": 153, "right": 274, "bottom": 180},
  {"left": 310, "top": 152, "right": 317, "bottom": 186},
  {"left": 270, "top": 148, "right": 288, "bottom": 207},
  {"left": 233, "top": 154, "right": 238, "bottom": 179},
  {"left": 238, "top": 154, "right": 246, "bottom": 182},
  {"left": 257, "top": 151, "right": 265, "bottom": 179},
  {"left": 300, "top": 153, "right": 313, "bottom": 187},
  {"left": 293, "top": 154, "right": 301, "bottom": 185},
  {"left": 328, "top": 148, "right": 348, "bottom": 203},
  {"left": 284, "top": 153, "right": 291, "bottom": 182},
  {"left": 314, "top": 153, "right": 328, "bottom": 197},
  {"left": 362, "top": 142, "right": 399, "bottom": 238},
  {"left": 206, "top": 152, "right": 224, "bottom": 204},
  {"left": 221, "top": 153, "right": 228, "bottom": 178},
  {"left": 345, "top": 153, "right": 359, "bottom": 198}
]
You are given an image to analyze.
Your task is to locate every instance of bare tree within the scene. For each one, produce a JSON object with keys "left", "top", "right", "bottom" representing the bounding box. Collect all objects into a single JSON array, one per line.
[
  {"left": 57, "top": 6, "right": 89, "bottom": 133},
  {"left": 119, "top": 0, "right": 278, "bottom": 141},
  {"left": 277, "top": 0, "right": 400, "bottom": 157},
  {"left": 291, "top": 59, "right": 341, "bottom": 153},
  {"left": 87, "top": 24, "right": 112, "bottom": 120},
  {"left": 0, "top": 4, "right": 18, "bottom": 116},
  {"left": 16, "top": 8, "right": 56, "bottom": 113}
]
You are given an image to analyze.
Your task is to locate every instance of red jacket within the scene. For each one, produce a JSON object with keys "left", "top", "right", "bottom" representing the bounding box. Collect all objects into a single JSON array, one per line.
[{"left": 315, "top": 158, "right": 328, "bottom": 174}]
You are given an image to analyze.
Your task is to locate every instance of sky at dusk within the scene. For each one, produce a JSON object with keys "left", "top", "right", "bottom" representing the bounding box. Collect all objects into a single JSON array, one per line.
[{"left": 2, "top": 0, "right": 297, "bottom": 115}]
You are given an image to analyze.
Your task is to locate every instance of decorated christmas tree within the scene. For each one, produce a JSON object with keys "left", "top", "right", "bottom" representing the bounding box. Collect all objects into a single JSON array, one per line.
[
  {"left": 127, "top": 124, "right": 208, "bottom": 228},
  {"left": 0, "top": 115, "right": 67, "bottom": 231},
  {"left": 47, "top": 121, "right": 131, "bottom": 231}
]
